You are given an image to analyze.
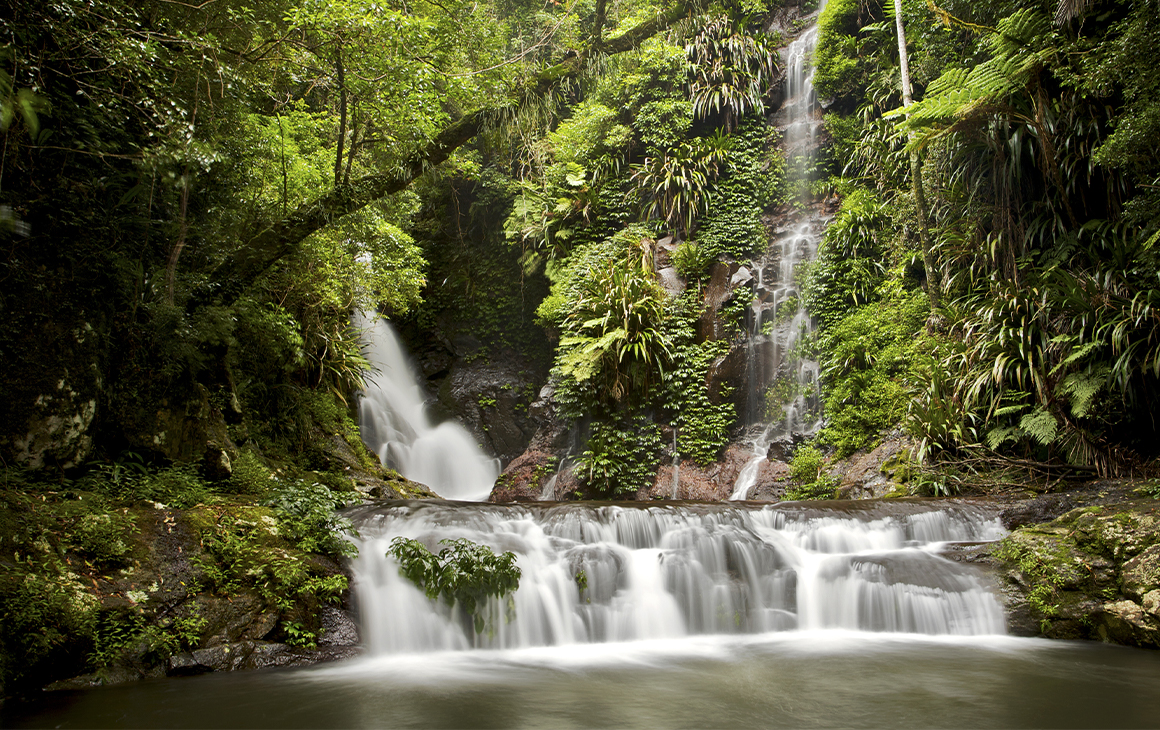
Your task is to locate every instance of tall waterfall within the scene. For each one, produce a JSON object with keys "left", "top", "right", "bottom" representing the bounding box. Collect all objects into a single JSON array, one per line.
[
  {"left": 355, "top": 313, "right": 498, "bottom": 501},
  {"left": 349, "top": 501, "right": 1007, "bottom": 653},
  {"left": 730, "top": 7, "right": 827, "bottom": 499}
]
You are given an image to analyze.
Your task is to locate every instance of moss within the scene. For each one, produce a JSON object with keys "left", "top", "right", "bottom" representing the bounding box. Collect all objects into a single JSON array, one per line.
[{"left": 0, "top": 461, "right": 359, "bottom": 697}]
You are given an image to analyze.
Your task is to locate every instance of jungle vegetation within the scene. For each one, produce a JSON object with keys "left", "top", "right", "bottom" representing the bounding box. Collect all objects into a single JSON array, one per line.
[{"left": 2, "top": 0, "right": 1160, "bottom": 695}]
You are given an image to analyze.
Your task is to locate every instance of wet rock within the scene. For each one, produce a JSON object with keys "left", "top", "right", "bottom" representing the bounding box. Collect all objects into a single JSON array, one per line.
[
  {"left": 1000, "top": 492, "right": 1081, "bottom": 530},
  {"left": 1097, "top": 600, "right": 1160, "bottom": 648},
  {"left": 748, "top": 460, "right": 793, "bottom": 502},
  {"left": 437, "top": 350, "right": 543, "bottom": 467},
  {"left": 1122, "top": 545, "right": 1160, "bottom": 601},
  {"left": 698, "top": 261, "right": 743, "bottom": 341},
  {"left": 766, "top": 435, "right": 800, "bottom": 462},
  {"left": 641, "top": 444, "right": 756, "bottom": 501},
  {"left": 832, "top": 437, "right": 912, "bottom": 500},
  {"left": 167, "top": 651, "right": 213, "bottom": 677},
  {"left": 705, "top": 341, "right": 751, "bottom": 414},
  {"left": 490, "top": 449, "right": 559, "bottom": 502},
  {"left": 319, "top": 607, "right": 359, "bottom": 647}
]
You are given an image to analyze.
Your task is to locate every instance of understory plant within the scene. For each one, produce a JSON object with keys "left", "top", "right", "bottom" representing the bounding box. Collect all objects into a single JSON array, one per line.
[{"left": 387, "top": 537, "right": 521, "bottom": 633}]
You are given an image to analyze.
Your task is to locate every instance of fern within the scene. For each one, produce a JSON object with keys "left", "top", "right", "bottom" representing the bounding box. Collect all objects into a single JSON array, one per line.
[
  {"left": 1058, "top": 369, "right": 1108, "bottom": 419},
  {"left": 1019, "top": 407, "right": 1059, "bottom": 446}
]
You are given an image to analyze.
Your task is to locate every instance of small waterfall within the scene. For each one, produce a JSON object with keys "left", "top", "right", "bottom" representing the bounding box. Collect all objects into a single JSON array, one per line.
[
  {"left": 349, "top": 501, "right": 1007, "bottom": 653},
  {"left": 730, "top": 6, "right": 827, "bottom": 499},
  {"left": 355, "top": 312, "right": 499, "bottom": 501}
]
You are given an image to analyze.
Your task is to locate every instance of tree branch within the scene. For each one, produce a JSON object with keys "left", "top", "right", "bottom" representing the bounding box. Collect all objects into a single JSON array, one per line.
[{"left": 193, "top": 0, "right": 710, "bottom": 308}]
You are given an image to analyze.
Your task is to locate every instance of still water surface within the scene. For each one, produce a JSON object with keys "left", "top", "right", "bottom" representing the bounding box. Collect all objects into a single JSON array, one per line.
[{"left": 7, "top": 632, "right": 1160, "bottom": 728}]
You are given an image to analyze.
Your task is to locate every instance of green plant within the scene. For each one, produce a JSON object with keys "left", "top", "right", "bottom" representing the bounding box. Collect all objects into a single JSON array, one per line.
[
  {"left": 671, "top": 241, "right": 714, "bottom": 279},
  {"left": 814, "top": 292, "right": 929, "bottom": 457},
  {"left": 387, "top": 537, "right": 522, "bottom": 633},
  {"left": 557, "top": 254, "right": 672, "bottom": 407},
  {"left": 226, "top": 449, "right": 274, "bottom": 495},
  {"left": 785, "top": 444, "right": 838, "bottom": 500},
  {"left": 662, "top": 310, "right": 736, "bottom": 466},
  {"left": 282, "top": 620, "right": 318, "bottom": 650},
  {"left": 631, "top": 132, "right": 731, "bottom": 235},
  {"left": 267, "top": 480, "right": 359, "bottom": 560},
  {"left": 1139, "top": 480, "right": 1160, "bottom": 499},
  {"left": 578, "top": 416, "right": 664, "bottom": 496},
  {"left": 685, "top": 14, "right": 780, "bottom": 130}
]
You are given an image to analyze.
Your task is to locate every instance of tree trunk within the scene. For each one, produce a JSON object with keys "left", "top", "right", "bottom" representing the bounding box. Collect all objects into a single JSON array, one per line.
[
  {"left": 190, "top": 0, "right": 711, "bottom": 309},
  {"left": 333, "top": 47, "right": 347, "bottom": 186},
  {"left": 893, "top": 0, "right": 941, "bottom": 316}
]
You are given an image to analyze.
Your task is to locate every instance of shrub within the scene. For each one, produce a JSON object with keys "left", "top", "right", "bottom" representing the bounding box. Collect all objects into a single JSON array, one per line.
[
  {"left": 387, "top": 537, "right": 521, "bottom": 634},
  {"left": 578, "top": 416, "right": 663, "bottom": 497}
]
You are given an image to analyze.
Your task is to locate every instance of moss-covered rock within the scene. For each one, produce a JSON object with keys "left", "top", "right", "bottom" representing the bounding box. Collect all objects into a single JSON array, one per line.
[
  {"left": 983, "top": 487, "right": 1160, "bottom": 648},
  {"left": 0, "top": 459, "right": 379, "bottom": 699}
]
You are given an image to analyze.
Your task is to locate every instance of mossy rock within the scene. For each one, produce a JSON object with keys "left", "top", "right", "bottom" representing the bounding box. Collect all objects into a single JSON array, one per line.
[{"left": 1070, "top": 510, "right": 1160, "bottom": 561}]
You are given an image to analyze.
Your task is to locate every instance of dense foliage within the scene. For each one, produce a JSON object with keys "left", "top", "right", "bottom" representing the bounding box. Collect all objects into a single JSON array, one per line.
[
  {"left": 387, "top": 536, "right": 521, "bottom": 633},
  {"left": 804, "top": 0, "right": 1160, "bottom": 476}
]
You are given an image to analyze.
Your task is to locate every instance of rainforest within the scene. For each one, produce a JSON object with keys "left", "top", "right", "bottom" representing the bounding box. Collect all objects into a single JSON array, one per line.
[{"left": 2, "top": 0, "right": 1160, "bottom": 726}]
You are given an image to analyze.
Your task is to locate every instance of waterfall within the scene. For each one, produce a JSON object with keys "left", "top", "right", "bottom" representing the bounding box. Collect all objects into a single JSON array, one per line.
[
  {"left": 355, "top": 312, "right": 499, "bottom": 501},
  {"left": 730, "top": 6, "right": 828, "bottom": 500},
  {"left": 349, "top": 501, "right": 1007, "bottom": 653}
]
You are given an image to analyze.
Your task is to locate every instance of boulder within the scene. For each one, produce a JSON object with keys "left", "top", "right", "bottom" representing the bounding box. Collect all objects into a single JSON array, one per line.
[
  {"left": 1122, "top": 544, "right": 1160, "bottom": 601},
  {"left": 490, "top": 449, "right": 559, "bottom": 502},
  {"left": 1097, "top": 600, "right": 1160, "bottom": 648},
  {"left": 832, "top": 436, "right": 912, "bottom": 499}
]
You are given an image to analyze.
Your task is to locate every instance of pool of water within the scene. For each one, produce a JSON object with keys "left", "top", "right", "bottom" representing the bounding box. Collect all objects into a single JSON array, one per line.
[{"left": 7, "top": 632, "right": 1160, "bottom": 728}]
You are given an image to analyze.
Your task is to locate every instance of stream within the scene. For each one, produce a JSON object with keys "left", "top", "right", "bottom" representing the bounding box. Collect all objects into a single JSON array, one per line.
[{"left": 7, "top": 500, "right": 1160, "bottom": 728}]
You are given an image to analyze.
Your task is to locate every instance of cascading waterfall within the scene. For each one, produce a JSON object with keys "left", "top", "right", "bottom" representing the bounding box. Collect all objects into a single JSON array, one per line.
[
  {"left": 730, "top": 6, "right": 827, "bottom": 500},
  {"left": 355, "top": 312, "right": 498, "bottom": 501},
  {"left": 349, "top": 501, "right": 1007, "bottom": 654}
]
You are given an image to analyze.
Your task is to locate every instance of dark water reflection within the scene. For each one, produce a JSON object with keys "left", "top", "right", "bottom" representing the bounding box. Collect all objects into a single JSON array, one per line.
[{"left": 6, "top": 633, "right": 1160, "bottom": 729}]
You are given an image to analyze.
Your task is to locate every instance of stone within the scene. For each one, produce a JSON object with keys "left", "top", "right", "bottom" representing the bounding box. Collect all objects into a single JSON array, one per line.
[
  {"left": 748, "top": 460, "right": 793, "bottom": 502},
  {"left": 832, "top": 437, "right": 911, "bottom": 500},
  {"left": 704, "top": 341, "right": 751, "bottom": 414},
  {"left": 697, "top": 261, "right": 743, "bottom": 341},
  {"left": 489, "top": 449, "right": 558, "bottom": 502},
  {"left": 1073, "top": 510, "right": 1160, "bottom": 561},
  {"left": 1, "top": 314, "right": 104, "bottom": 470},
  {"left": 766, "top": 435, "right": 799, "bottom": 462},
  {"left": 1097, "top": 600, "right": 1160, "bottom": 648},
  {"left": 1142, "top": 589, "right": 1160, "bottom": 618},
  {"left": 168, "top": 652, "right": 212, "bottom": 676},
  {"left": 657, "top": 267, "right": 685, "bottom": 297},
  {"left": 1000, "top": 493, "right": 1081, "bottom": 530},
  {"left": 1122, "top": 544, "right": 1160, "bottom": 601},
  {"left": 318, "top": 607, "right": 360, "bottom": 647},
  {"left": 203, "top": 442, "right": 233, "bottom": 481},
  {"left": 730, "top": 266, "right": 754, "bottom": 287}
]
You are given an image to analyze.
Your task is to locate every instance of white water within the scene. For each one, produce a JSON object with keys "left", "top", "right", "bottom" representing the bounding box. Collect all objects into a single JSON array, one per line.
[
  {"left": 350, "top": 501, "right": 1007, "bottom": 654},
  {"left": 355, "top": 313, "right": 499, "bottom": 501},
  {"left": 730, "top": 6, "right": 827, "bottom": 500}
]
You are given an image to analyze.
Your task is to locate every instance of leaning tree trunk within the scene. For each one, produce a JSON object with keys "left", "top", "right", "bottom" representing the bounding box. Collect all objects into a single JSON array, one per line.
[{"left": 190, "top": 0, "right": 711, "bottom": 310}]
